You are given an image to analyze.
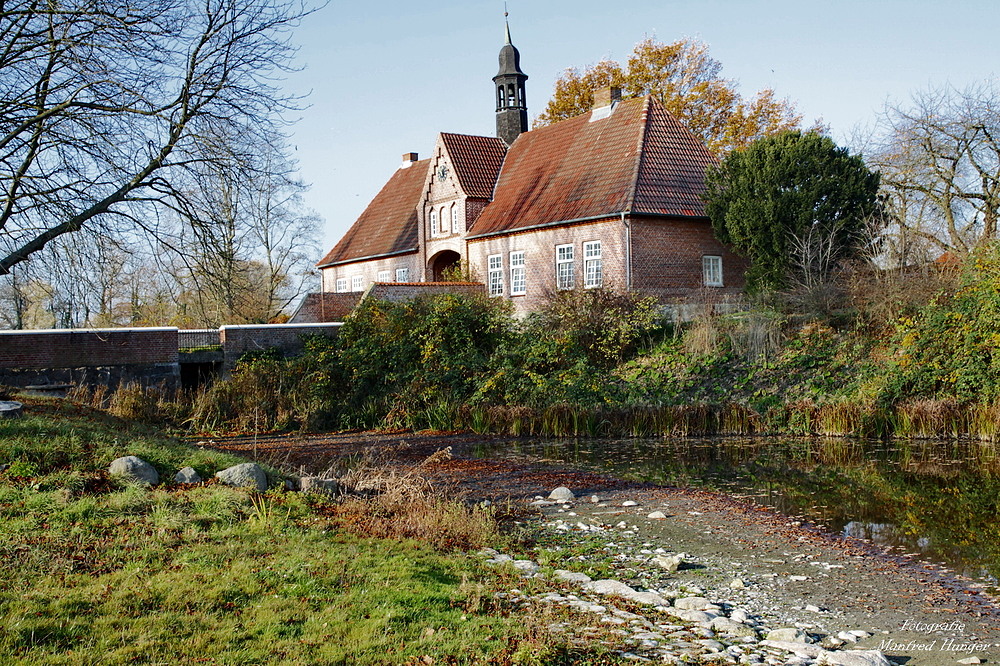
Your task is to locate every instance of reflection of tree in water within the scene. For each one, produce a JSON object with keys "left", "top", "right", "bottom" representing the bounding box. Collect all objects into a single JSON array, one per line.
[{"left": 475, "top": 436, "right": 1000, "bottom": 590}]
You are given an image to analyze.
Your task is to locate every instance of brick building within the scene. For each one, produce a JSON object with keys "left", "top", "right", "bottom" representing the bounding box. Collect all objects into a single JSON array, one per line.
[{"left": 314, "top": 24, "right": 746, "bottom": 316}]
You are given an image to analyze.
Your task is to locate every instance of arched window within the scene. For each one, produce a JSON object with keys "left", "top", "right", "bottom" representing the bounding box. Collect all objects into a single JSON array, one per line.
[
  {"left": 439, "top": 206, "right": 448, "bottom": 233},
  {"left": 508, "top": 83, "right": 516, "bottom": 107},
  {"left": 498, "top": 86, "right": 505, "bottom": 108},
  {"left": 451, "top": 204, "right": 460, "bottom": 231},
  {"left": 429, "top": 209, "right": 438, "bottom": 236}
]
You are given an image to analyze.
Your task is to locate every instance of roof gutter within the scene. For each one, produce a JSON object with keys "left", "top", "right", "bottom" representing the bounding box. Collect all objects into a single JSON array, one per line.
[
  {"left": 317, "top": 247, "right": 418, "bottom": 269},
  {"left": 466, "top": 213, "right": 625, "bottom": 241},
  {"left": 465, "top": 211, "right": 709, "bottom": 242}
]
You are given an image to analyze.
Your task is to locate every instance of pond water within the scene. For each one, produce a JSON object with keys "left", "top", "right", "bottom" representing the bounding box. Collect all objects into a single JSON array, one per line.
[{"left": 471, "top": 436, "right": 1000, "bottom": 592}]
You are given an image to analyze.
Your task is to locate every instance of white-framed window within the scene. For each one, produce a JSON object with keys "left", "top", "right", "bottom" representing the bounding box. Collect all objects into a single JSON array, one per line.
[
  {"left": 377, "top": 270, "right": 390, "bottom": 282},
  {"left": 583, "top": 240, "right": 603, "bottom": 288},
  {"left": 439, "top": 207, "right": 448, "bottom": 233},
  {"left": 556, "top": 244, "right": 574, "bottom": 290},
  {"left": 488, "top": 254, "right": 504, "bottom": 297},
  {"left": 451, "top": 205, "right": 460, "bottom": 232},
  {"left": 509, "top": 251, "right": 526, "bottom": 295},
  {"left": 395, "top": 267, "right": 409, "bottom": 282},
  {"left": 429, "top": 209, "right": 438, "bottom": 236},
  {"left": 351, "top": 275, "right": 364, "bottom": 292},
  {"left": 703, "top": 255, "right": 723, "bottom": 287},
  {"left": 335, "top": 277, "right": 347, "bottom": 293}
]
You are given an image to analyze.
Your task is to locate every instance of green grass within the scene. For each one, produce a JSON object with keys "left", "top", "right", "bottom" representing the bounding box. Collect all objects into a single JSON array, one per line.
[{"left": 0, "top": 398, "right": 626, "bottom": 665}]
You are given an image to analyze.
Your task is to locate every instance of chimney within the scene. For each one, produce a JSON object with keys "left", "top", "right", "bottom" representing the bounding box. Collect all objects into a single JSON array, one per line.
[
  {"left": 592, "top": 86, "right": 622, "bottom": 110},
  {"left": 401, "top": 152, "right": 418, "bottom": 168}
]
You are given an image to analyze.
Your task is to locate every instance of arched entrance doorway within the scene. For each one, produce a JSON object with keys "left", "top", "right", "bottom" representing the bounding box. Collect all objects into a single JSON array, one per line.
[{"left": 428, "top": 250, "right": 461, "bottom": 281}]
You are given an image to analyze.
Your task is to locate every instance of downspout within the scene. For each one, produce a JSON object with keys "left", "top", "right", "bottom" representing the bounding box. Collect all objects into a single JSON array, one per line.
[{"left": 623, "top": 211, "right": 632, "bottom": 290}]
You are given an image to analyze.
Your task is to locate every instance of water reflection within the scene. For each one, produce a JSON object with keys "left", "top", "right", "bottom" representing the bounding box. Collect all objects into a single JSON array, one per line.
[{"left": 471, "top": 437, "right": 1000, "bottom": 591}]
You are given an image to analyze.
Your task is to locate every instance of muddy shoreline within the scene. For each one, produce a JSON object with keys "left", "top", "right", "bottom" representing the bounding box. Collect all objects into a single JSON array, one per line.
[{"left": 197, "top": 429, "right": 1000, "bottom": 664}]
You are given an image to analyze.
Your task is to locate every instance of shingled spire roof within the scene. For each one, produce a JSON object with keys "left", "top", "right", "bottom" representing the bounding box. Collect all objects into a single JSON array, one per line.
[{"left": 469, "top": 95, "right": 717, "bottom": 238}]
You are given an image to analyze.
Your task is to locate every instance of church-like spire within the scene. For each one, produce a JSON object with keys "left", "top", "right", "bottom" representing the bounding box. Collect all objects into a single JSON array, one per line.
[{"left": 493, "top": 10, "right": 528, "bottom": 146}]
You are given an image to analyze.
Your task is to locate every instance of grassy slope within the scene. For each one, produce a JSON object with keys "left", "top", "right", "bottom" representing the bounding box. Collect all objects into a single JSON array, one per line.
[{"left": 0, "top": 399, "right": 602, "bottom": 665}]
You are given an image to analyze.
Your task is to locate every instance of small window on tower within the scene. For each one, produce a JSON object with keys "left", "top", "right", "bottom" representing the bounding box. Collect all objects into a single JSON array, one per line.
[{"left": 508, "top": 83, "right": 516, "bottom": 107}]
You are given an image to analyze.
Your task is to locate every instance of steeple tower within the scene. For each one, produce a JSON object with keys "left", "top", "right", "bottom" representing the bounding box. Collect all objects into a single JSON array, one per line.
[{"left": 493, "top": 13, "right": 528, "bottom": 146}]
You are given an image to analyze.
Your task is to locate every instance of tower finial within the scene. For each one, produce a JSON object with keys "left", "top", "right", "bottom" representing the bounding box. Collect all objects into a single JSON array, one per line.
[{"left": 504, "top": 2, "right": 511, "bottom": 44}]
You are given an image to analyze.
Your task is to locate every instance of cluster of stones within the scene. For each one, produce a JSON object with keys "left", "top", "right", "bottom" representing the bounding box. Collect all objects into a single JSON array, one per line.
[
  {"left": 107, "top": 456, "right": 343, "bottom": 497},
  {"left": 480, "top": 487, "right": 897, "bottom": 666},
  {"left": 108, "top": 455, "right": 268, "bottom": 491}
]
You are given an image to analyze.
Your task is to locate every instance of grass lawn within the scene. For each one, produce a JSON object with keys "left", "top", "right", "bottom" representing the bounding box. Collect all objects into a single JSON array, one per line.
[{"left": 0, "top": 398, "right": 617, "bottom": 665}]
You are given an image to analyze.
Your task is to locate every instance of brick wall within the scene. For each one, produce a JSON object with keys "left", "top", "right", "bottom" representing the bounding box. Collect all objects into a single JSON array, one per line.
[
  {"left": 321, "top": 252, "right": 422, "bottom": 294},
  {"left": 0, "top": 327, "right": 178, "bottom": 369},
  {"left": 0, "top": 327, "right": 180, "bottom": 389},
  {"left": 467, "top": 218, "right": 627, "bottom": 315},
  {"left": 220, "top": 323, "right": 341, "bottom": 373},
  {"left": 366, "top": 282, "right": 485, "bottom": 303},
  {"left": 289, "top": 292, "right": 363, "bottom": 323},
  {"left": 630, "top": 217, "right": 748, "bottom": 301}
]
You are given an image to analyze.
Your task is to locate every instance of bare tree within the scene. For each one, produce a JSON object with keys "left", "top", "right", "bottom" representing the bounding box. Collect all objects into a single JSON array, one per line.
[
  {"left": 870, "top": 80, "right": 1000, "bottom": 258},
  {"left": 0, "top": 0, "right": 310, "bottom": 276}
]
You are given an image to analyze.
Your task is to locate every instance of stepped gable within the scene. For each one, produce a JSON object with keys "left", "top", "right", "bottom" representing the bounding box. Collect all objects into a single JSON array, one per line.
[
  {"left": 317, "top": 158, "right": 430, "bottom": 267},
  {"left": 470, "top": 96, "right": 715, "bottom": 237},
  {"left": 440, "top": 133, "right": 507, "bottom": 199}
]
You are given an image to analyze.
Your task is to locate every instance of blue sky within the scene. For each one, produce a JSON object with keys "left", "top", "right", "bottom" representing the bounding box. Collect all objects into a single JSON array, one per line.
[{"left": 281, "top": 1, "right": 999, "bottom": 251}]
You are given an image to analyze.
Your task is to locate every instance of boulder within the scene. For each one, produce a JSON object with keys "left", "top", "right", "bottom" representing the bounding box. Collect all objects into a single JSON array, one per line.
[
  {"left": 109, "top": 456, "right": 159, "bottom": 485},
  {"left": 653, "top": 553, "right": 684, "bottom": 571},
  {"left": 647, "top": 510, "right": 667, "bottom": 519},
  {"left": 673, "top": 596, "right": 710, "bottom": 610},
  {"left": 0, "top": 401, "right": 23, "bottom": 419},
  {"left": 816, "top": 651, "right": 892, "bottom": 666},
  {"left": 548, "top": 486, "right": 575, "bottom": 501},
  {"left": 174, "top": 467, "right": 202, "bottom": 484},
  {"left": 300, "top": 476, "right": 339, "bottom": 495},
  {"left": 215, "top": 463, "right": 267, "bottom": 492},
  {"left": 765, "top": 628, "right": 811, "bottom": 643},
  {"left": 553, "top": 570, "right": 592, "bottom": 584}
]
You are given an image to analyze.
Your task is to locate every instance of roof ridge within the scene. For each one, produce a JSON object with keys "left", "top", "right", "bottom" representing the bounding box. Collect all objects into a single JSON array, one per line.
[{"left": 623, "top": 95, "right": 654, "bottom": 213}]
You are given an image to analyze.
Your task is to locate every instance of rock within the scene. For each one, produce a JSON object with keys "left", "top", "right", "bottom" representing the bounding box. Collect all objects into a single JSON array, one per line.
[
  {"left": 805, "top": 604, "right": 822, "bottom": 613},
  {"left": 0, "top": 401, "right": 23, "bottom": 418},
  {"left": 711, "top": 617, "right": 758, "bottom": 638},
  {"left": 647, "top": 510, "right": 667, "bottom": 519},
  {"left": 670, "top": 609, "right": 715, "bottom": 624},
  {"left": 553, "top": 569, "right": 592, "bottom": 584},
  {"left": 729, "top": 577, "right": 747, "bottom": 589},
  {"left": 674, "top": 596, "right": 710, "bottom": 610},
  {"left": 174, "top": 466, "right": 202, "bottom": 484},
  {"left": 300, "top": 476, "right": 339, "bottom": 495},
  {"left": 654, "top": 553, "right": 684, "bottom": 571},
  {"left": 583, "top": 579, "right": 668, "bottom": 606},
  {"left": 548, "top": 486, "right": 575, "bottom": 501},
  {"left": 511, "top": 560, "right": 539, "bottom": 574},
  {"left": 765, "top": 628, "right": 811, "bottom": 643},
  {"left": 109, "top": 456, "right": 159, "bottom": 485},
  {"left": 585, "top": 579, "right": 637, "bottom": 597},
  {"left": 760, "top": 640, "right": 823, "bottom": 657},
  {"left": 622, "top": 500, "right": 638, "bottom": 507},
  {"left": 957, "top": 658, "right": 983, "bottom": 665},
  {"left": 729, "top": 609, "right": 749, "bottom": 624},
  {"left": 590, "top": 495, "right": 600, "bottom": 503},
  {"left": 815, "top": 651, "right": 891, "bottom": 666},
  {"left": 215, "top": 463, "right": 267, "bottom": 492}
]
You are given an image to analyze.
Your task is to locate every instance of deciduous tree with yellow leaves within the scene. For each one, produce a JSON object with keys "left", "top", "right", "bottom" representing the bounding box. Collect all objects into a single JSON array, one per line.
[{"left": 536, "top": 38, "right": 806, "bottom": 157}]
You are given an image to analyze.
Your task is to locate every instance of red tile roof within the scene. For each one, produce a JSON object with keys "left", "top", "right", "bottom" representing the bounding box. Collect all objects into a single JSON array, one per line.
[
  {"left": 317, "top": 159, "right": 429, "bottom": 267},
  {"left": 440, "top": 133, "right": 507, "bottom": 199},
  {"left": 469, "top": 96, "right": 716, "bottom": 237}
]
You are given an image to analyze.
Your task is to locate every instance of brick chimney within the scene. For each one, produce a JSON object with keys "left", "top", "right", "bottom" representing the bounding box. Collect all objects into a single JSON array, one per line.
[
  {"left": 401, "top": 152, "right": 418, "bottom": 168},
  {"left": 592, "top": 86, "right": 622, "bottom": 109}
]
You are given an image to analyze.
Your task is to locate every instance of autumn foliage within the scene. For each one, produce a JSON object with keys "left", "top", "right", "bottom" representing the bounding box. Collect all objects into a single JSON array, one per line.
[{"left": 535, "top": 38, "right": 805, "bottom": 156}]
